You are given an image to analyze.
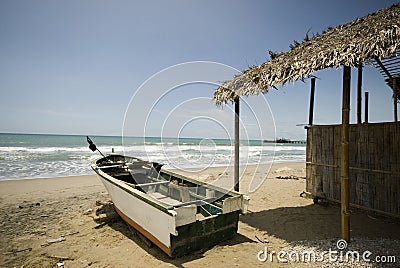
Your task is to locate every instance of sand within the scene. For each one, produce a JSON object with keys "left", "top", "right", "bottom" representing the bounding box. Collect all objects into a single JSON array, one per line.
[{"left": 1, "top": 162, "right": 399, "bottom": 267}]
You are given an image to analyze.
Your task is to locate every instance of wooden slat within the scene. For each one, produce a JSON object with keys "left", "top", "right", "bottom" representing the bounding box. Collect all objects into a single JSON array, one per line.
[{"left": 306, "top": 122, "right": 400, "bottom": 215}]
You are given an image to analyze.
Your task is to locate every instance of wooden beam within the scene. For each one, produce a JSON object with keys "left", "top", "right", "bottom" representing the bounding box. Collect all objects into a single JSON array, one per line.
[
  {"left": 308, "top": 78, "right": 316, "bottom": 125},
  {"left": 364, "top": 92, "right": 369, "bottom": 123},
  {"left": 357, "top": 64, "right": 363, "bottom": 124},
  {"left": 341, "top": 66, "right": 351, "bottom": 242},
  {"left": 376, "top": 58, "right": 399, "bottom": 121},
  {"left": 380, "top": 58, "right": 400, "bottom": 65},
  {"left": 375, "top": 57, "right": 393, "bottom": 79},
  {"left": 234, "top": 96, "right": 240, "bottom": 192}
]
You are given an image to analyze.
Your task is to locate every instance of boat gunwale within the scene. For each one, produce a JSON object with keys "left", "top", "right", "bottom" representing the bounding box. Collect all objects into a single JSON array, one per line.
[
  {"left": 91, "top": 162, "right": 175, "bottom": 215},
  {"left": 91, "top": 155, "right": 245, "bottom": 216}
]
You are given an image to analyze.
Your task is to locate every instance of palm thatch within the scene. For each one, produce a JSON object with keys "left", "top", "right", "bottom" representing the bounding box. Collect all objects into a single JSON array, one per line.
[{"left": 214, "top": 3, "right": 400, "bottom": 104}]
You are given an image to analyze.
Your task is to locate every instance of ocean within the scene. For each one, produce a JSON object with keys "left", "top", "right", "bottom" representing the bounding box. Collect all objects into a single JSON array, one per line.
[{"left": 0, "top": 133, "right": 306, "bottom": 180}]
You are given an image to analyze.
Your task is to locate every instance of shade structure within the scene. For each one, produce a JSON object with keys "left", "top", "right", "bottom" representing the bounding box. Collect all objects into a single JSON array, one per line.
[
  {"left": 213, "top": 3, "right": 400, "bottom": 243},
  {"left": 214, "top": 3, "right": 400, "bottom": 104}
]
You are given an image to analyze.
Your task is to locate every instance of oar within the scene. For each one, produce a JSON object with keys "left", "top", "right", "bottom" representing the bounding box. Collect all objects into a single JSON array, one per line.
[{"left": 86, "top": 136, "right": 107, "bottom": 158}]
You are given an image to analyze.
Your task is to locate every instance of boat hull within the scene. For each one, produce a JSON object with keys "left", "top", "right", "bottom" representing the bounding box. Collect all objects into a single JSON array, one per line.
[
  {"left": 99, "top": 175, "right": 175, "bottom": 255},
  {"left": 92, "top": 154, "right": 248, "bottom": 257}
]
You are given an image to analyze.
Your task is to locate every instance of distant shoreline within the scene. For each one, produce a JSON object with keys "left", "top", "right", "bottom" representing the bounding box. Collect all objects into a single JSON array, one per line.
[
  {"left": 0, "top": 161, "right": 306, "bottom": 182},
  {"left": 0, "top": 132, "right": 306, "bottom": 143},
  {"left": 263, "top": 138, "right": 306, "bottom": 144}
]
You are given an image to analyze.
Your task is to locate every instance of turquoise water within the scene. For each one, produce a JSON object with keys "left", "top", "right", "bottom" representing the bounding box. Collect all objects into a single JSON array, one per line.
[{"left": 0, "top": 133, "right": 305, "bottom": 180}]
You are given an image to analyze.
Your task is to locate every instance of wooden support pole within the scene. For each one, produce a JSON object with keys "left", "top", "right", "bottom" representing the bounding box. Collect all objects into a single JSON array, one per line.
[
  {"left": 357, "top": 64, "right": 363, "bottom": 124},
  {"left": 394, "top": 78, "right": 398, "bottom": 122},
  {"left": 308, "top": 78, "right": 316, "bottom": 125},
  {"left": 234, "top": 96, "right": 240, "bottom": 192},
  {"left": 341, "top": 66, "right": 351, "bottom": 242},
  {"left": 364, "top": 92, "right": 369, "bottom": 123}
]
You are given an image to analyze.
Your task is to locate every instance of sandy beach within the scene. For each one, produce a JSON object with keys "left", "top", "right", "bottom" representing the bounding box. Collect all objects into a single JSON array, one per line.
[{"left": 1, "top": 162, "right": 400, "bottom": 267}]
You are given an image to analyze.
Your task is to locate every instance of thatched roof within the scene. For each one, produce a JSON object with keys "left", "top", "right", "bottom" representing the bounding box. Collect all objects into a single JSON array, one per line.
[{"left": 214, "top": 3, "right": 400, "bottom": 104}]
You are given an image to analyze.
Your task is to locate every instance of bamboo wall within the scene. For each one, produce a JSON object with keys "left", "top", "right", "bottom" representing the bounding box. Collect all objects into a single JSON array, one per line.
[{"left": 306, "top": 122, "right": 400, "bottom": 216}]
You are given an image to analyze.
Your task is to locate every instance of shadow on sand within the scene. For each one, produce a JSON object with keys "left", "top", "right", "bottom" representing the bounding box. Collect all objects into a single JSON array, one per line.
[
  {"left": 94, "top": 203, "right": 255, "bottom": 267},
  {"left": 240, "top": 202, "right": 400, "bottom": 242},
  {"left": 93, "top": 200, "right": 400, "bottom": 266}
]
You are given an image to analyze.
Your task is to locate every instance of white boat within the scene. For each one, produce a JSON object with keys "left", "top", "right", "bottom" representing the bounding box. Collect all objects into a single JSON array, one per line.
[{"left": 90, "top": 152, "right": 249, "bottom": 257}]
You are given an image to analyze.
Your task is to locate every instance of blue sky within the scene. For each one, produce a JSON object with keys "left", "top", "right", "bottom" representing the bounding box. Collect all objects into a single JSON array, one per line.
[{"left": 0, "top": 0, "right": 398, "bottom": 140}]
